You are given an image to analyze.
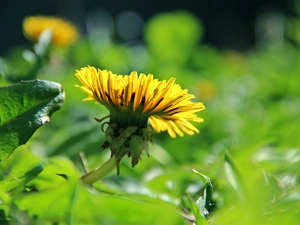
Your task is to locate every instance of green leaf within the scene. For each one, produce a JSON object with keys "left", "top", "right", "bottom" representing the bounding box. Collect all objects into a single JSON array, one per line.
[
  {"left": 186, "top": 193, "right": 207, "bottom": 225},
  {"left": 0, "top": 80, "right": 65, "bottom": 161},
  {"left": 192, "top": 168, "right": 213, "bottom": 218},
  {"left": 13, "top": 157, "right": 80, "bottom": 224},
  {"left": 224, "top": 151, "right": 243, "bottom": 191},
  {"left": 13, "top": 157, "right": 184, "bottom": 224},
  {"left": 0, "top": 163, "right": 44, "bottom": 195}
]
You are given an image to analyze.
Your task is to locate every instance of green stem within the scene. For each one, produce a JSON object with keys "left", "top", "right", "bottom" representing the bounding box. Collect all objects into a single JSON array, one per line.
[{"left": 80, "top": 155, "right": 116, "bottom": 185}]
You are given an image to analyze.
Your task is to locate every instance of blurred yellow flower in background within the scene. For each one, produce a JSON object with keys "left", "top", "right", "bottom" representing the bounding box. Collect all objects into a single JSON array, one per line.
[
  {"left": 196, "top": 80, "right": 218, "bottom": 101},
  {"left": 75, "top": 66, "right": 205, "bottom": 171},
  {"left": 23, "top": 15, "right": 78, "bottom": 46}
]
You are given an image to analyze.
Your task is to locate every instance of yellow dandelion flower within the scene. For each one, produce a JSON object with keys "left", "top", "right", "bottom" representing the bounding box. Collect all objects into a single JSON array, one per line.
[
  {"left": 23, "top": 15, "right": 78, "bottom": 46},
  {"left": 75, "top": 66, "right": 205, "bottom": 173}
]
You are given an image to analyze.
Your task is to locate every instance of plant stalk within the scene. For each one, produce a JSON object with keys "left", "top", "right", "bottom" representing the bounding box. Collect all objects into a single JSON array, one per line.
[{"left": 80, "top": 155, "right": 116, "bottom": 185}]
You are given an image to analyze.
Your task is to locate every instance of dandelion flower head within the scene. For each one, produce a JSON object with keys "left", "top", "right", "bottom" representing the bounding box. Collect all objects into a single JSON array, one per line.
[
  {"left": 23, "top": 15, "right": 78, "bottom": 46},
  {"left": 75, "top": 66, "right": 205, "bottom": 172}
]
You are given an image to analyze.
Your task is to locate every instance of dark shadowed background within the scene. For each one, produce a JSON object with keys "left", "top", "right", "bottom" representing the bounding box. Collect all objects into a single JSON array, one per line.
[{"left": 0, "top": 0, "right": 296, "bottom": 55}]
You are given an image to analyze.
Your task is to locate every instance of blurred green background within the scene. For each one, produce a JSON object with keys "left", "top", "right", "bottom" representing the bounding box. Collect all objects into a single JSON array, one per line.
[{"left": 1, "top": 1, "right": 300, "bottom": 224}]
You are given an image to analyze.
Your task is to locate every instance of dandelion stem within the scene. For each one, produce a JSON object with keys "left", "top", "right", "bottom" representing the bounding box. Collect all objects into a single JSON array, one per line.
[{"left": 80, "top": 155, "right": 116, "bottom": 185}]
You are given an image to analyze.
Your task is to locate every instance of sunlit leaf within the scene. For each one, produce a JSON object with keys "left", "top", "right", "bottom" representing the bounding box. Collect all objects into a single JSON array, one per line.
[
  {"left": 0, "top": 80, "right": 64, "bottom": 161},
  {"left": 14, "top": 157, "right": 79, "bottom": 224},
  {"left": 13, "top": 157, "right": 184, "bottom": 224}
]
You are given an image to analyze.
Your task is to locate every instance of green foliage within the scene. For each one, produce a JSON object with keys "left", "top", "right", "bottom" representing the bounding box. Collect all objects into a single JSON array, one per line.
[
  {"left": 1, "top": 10, "right": 300, "bottom": 225},
  {"left": 0, "top": 80, "right": 64, "bottom": 161},
  {"left": 144, "top": 10, "right": 203, "bottom": 65},
  {"left": 193, "top": 168, "right": 213, "bottom": 218},
  {"left": 0, "top": 29, "right": 53, "bottom": 82}
]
